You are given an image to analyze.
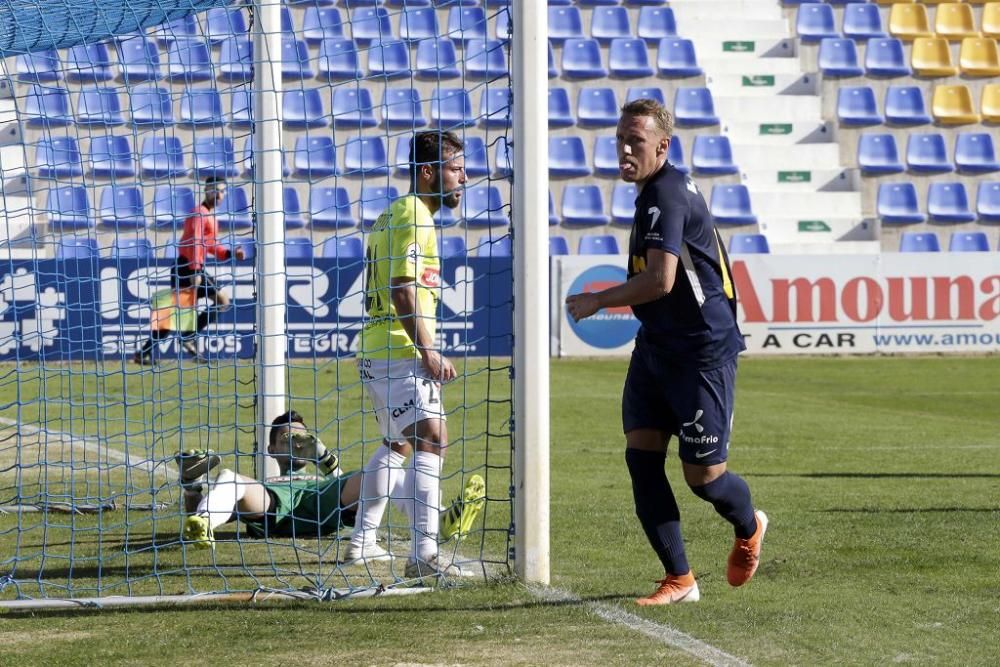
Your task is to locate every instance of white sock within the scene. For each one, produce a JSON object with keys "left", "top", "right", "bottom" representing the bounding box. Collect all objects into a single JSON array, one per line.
[
  {"left": 412, "top": 450, "right": 442, "bottom": 561},
  {"left": 350, "top": 446, "right": 405, "bottom": 547},
  {"left": 196, "top": 469, "right": 246, "bottom": 531},
  {"left": 391, "top": 467, "right": 414, "bottom": 524}
]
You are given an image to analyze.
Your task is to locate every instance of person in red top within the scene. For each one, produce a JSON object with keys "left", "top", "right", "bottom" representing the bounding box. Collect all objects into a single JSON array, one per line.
[{"left": 134, "top": 177, "right": 245, "bottom": 364}]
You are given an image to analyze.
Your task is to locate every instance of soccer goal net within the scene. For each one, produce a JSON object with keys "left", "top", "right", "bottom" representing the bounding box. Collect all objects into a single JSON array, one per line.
[{"left": 0, "top": 0, "right": 547, "bottom": 608}]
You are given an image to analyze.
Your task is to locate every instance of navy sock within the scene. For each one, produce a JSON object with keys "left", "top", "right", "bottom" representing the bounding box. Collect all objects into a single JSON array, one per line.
[
  {"left": 625, "top": 449, "right": 689, "bottom": 576},
  {"left": 138, "top": 329, "right": 170, "bottom": 356},
  {"left": 690, "top": 471, "right": 757, "bottom": 539},
  {"left": 196, "top": 308, "right": 218, "bottom": 333}
]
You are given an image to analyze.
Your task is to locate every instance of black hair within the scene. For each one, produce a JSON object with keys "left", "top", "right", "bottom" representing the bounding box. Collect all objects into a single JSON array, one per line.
[
  {"left": 269, "top": 410, "right": 305, "bottom": 450},
  {"left": 409, "top": 130, "right": 464, "bottom": 188}
]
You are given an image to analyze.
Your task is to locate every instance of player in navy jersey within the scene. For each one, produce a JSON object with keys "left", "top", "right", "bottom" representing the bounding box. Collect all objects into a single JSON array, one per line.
[{"left": 566, "top": 98, "right": 767, "bottom": 606}]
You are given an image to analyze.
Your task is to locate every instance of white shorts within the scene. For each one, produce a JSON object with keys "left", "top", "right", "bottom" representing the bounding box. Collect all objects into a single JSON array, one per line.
[{"left": 357, "top": 357, "right": 446, "bottom": 442}]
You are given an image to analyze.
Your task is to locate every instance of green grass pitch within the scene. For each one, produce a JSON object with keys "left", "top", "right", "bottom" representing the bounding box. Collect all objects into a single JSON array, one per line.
[{"left": 1, "top": 356, "right": 998, "bottom": 666}]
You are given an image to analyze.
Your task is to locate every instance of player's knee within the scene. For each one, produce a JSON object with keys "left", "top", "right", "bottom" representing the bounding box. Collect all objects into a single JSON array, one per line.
[
  {"left": 688, "top": 471, "right": 729, "bottom": 503},
  {"left": 210, "top": 467, "right": 236, "bottom": 485}
]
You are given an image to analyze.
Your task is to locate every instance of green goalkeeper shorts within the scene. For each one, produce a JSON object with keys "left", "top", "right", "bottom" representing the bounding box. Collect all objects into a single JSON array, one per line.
[{"left": 244, "top": 472, "right": 358, "bottom": 539}]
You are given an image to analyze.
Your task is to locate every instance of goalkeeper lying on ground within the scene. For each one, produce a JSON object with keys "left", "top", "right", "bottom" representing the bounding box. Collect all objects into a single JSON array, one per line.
[{"left": 177, "top": 410, "right": 484, "bottom": 562}]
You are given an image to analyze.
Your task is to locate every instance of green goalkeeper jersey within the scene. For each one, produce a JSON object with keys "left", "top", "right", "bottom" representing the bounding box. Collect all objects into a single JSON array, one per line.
[
  {"left": 244, "top": 472, "right": 356, "bottom": 539},
  {"left": 359, "top": 194, "right": 441, "bottom": 360}
]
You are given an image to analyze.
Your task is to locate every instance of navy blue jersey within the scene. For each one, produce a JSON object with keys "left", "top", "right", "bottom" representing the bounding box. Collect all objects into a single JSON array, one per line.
[{"left": 627, "top": 162, "right": 745, "bottom": 368}]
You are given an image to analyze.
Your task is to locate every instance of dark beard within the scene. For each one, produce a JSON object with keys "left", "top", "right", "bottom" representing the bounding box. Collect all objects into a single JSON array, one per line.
[{"left": 442, "top": 191, "right": 461, "bottom": 209}]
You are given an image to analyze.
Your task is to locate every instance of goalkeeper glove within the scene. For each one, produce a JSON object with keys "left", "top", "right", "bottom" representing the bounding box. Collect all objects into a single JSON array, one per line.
[{"left": 290, "top": 432, "right": 339, "bottom": 476}]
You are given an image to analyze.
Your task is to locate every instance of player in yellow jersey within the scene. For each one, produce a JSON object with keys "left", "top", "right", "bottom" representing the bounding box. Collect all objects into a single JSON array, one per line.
[{"left": 349, "top": 131, "right": 468, "bottom": 580}]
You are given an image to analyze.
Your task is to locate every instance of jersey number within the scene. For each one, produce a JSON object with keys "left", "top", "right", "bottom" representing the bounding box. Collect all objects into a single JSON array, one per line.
[
  {"left": 364, "top": 245, "right": 381, "bottom": 313},
  {"left": 421, "top": 379, "right": 440, "bottom": 404}
]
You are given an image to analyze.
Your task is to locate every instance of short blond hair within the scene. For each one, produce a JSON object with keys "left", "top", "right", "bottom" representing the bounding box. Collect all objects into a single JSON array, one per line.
[{"left": 621, "top": 98, "right": 674, "bottom": 139}]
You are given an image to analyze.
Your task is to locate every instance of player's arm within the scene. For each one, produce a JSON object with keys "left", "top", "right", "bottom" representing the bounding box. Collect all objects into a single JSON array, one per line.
[
  {"left": 568, "top": 250, "right": 678, "bottom": 322},
  {"left": 391, "top": 277, "right": 456, "bottom": 382}
]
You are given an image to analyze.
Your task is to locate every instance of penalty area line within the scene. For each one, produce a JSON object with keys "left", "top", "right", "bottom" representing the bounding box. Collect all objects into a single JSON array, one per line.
[{"left": 530, "top": 586, "right": 751, "bottom": 667}]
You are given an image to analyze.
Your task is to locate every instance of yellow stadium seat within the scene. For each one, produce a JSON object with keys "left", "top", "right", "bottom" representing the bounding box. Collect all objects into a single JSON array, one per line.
[
  {"left": 981, "top": 83, "right": 1000, "bottom": 122},
  {"left": 912, "top": 37, "right": 959, "bottom": 75},
  {"left": 932, "top": 84, "right": 981, "bottom": 124},
  {"left": 983, "top": 4, "right": 1000, "bottom": 39},
  {"left": 935, "top": 3, "right": 980, "bottom": 40},
  {"left": 876, "top": 0, "right": 911, "bottom": 4},
  {"left": 959, "top": 37, "right": 1000, "bottom": 75},
  {"left": 889, "top": 4, "right": 933, "bottom": 40}
]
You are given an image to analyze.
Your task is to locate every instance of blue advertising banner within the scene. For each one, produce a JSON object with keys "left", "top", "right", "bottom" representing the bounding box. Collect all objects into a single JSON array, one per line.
[{"left": 0, "top": 258, "right": 512, "bottom": 361}]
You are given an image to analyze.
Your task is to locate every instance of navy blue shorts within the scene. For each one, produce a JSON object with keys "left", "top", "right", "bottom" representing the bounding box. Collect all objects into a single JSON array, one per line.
[{"left": 622, "top": 337, "right": 737, "bottom": 466}]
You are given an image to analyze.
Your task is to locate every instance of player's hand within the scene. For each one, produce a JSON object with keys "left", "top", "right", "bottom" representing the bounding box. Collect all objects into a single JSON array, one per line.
[
  {"left": 234, "top": 247, "right": 246, "bottom": 261},
  {"left": 566, "top": 292, "right": 602, "bottom": 322},
  {"left": 290, "top": 432, "right": 325, "bottom": 460},
  {"left": 421, "top": 349, "right": 457, "bottom": 383},
  {"left": 189, "top": 274, "right": 203, "bottom": 288}
]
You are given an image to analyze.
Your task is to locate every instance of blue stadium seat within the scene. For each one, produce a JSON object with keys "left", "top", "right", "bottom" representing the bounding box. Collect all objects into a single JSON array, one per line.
[
  {"left": 657, "top": 38, "right": 702, "bottom": 77},
  {"left": 481, "top": 88, "right": 511, "bottom": 127},
  {"left": 16, "top": 49, "right": 60, "bottom": 82},
  {"left": 219, "top": 38, "right": 252, "bottom": 82},
  {"left": 858, "top": 133, "right": 904, "bottom": 174},
  {"left": 205, "top": 8, "right": 247, "bottom": 44},
  {"left": 578, "top": 88, "right": 618, "bottom": 127},
  {"left": 99, "top": 186, "right": 144, "bottom": 228},
  {"left": 955, "top": 133, "right": 1000, "bottom": 173},
  {"left": 447, "top": 7, "right": 488, "bottom": 42},
  {"left": 549, "top": 236, "right": 570, "bottom": 256},
  {"left": 949, "top": 231, "right": 989, "bottom": 252},
  {"left": 318, "top": 38, "right": 362, "bottom": 80},
  {"left": 843, "top": 3, "right": 887, "bottom": 40},
  {"left": 216, "top": 187, "right": 251, "bottom": 229},
  {"left": 283, "top": 89, "right": 328, "bottom": 129},
  {"left": 466, "top": 39, "right": 507, "bottom": 79},
  {"left": 400, "top": 7, "right": 438, "bottom": 41},
  {"left": 819, "top": 38, "right": 863, "bottom": 77},
  {"left": 369, "top": 40, "right": 410, "bottom": 78},
  {"left": 710, "top": 185, "right": 757, "bottom": 225},
  {"left": 56, "top": 237, "right": 98, "bottom": 260},
  {"left": 877, "top": 182, "right": 926, "bottom": 224},
  {"left": 332, "top": 87, "right": 377, "bottom": 128},
  {"left": 548, "top": 41, "right": 557, "bottom": 78},
  {"left": 549, "top": 191, "right": 559, "bottom": 225},
  {"left": 193, "top": 137, "right": 238, "bottom": 179},
  {"left": 668, "top": 135, "right": 688, "bottom": 173},
  {"left": 230, "top": 86, "right": 253, "bottom": 127},
  {"left": 899, "top": 232, "right": 940, "bottom": 253},
  {"left": 154, "top": 14, "right": 197, "bottom": 45},
  {"left": 837, "top": 86, "right": 882, "bottom": 126},
  {"left": 284, "top": 237, "right": 313, "bottom": 260},
  {"left": 885, "top": 85, "right": 930, "bottom": 125},
  {"left": 579, "top": 234, "right": 620, "bottom": 255},
  {"left": 494, "top": 137, "right": 513, "bottom": 178},
  {"left": 578, "top": 0, "right": 620, "bottom": 6},
  {"left": 977, "top": 182, "right": 1000, "bottom": 222},
  {"left": 359, "top": 186, "right": 399, "bottom": 227},
  {"left": 129, "top": 85, "right": 173, "bottom": 126},
  {"left": 239, "top": 135, "right": 290, "bottom": 178},
  {"left": 394, "top": 138, "right": 413, "bottom": 177},
  {"left": 439, "top": 235, "right": 467, "bottom": 259},
  {"left": 906, "top": 133, "right": 953, "bottom": 173},
  {"left": 383, "top": 88, "right": 427, "bottom": 128},
  {"left": 637, "top": 7, "right": 677, "bottom": 42},
  {"left": 476, "top": 236, "right": 512, "bottom": 258},
  {"left": 36, "top": 137, "right": 83, "bottom": 179},
  {"left": 344, "top": 136, "right": 389, "bottom": 175},
  {"left": 224, "top": 236, "right": 255, "bottom": 262},
  {"left": 282, "top": 37, "right": 313, "bottom": 79},
  {"left": 729, "top": 233, "right": 770, "bottom": 254},
  {"left": 691, "top": 135, "right": 738, "bottom": 175},
  {"left": 612, "top": 183, "right": 638, "bottom": 223},
  {"left": 281, "top": 5, "right": 294, "bottom": 33},
  {"left": 592, "top": 7, "right": 631, "bottom": 43},
  {"left": 562, "top": 38, "right": 607, "bottom": 79},
  {"left": 430, "top": 88, "right": 474, "bottom": 128},
  {"left": 463, "top": 186, "right": 506, "bottom": 227},
  {"left": 24, "top": 85, "right": 72, "bottom": 127},
  {"left": 116, "top": 37, "right": 161, "bottom": 83},
  {"left": 89, "top": 135, "right": 134, "bottom": 178},
  {"left": 180, "top": 88, "right": 223, "bottom": 127},
  {"left": 463, "top": 136, "right": 489, "bottom": 178},
  {"left": 435, "top": 207, "right": 457, "bottom": 228},
  {"left": 351, "top": 7, "right": 393, "bottom": 43},
  {"left": 415, "top": 38, "right": 460, "bottom": 79},
  {"left": 65, "top": 43, "right": 112, "bottom": 82},
  {"left": 111, "top": 238, "right": 153, "bottom": 260},
  {"left": 310, "top": 187, "right": 354, "bottom": 228},
  {"left": 284, "top": 187, "right": 305, "bottom": 229},
  {"left": 496, "top": 6, "right": 512, "bottom": 41},
  {"left": 166, "top": 40, "right": 212, "bottom": 82},
  {"left": 864, "top": 38, "right": 910, "bottom": 77},
  {"left": 609, "top": 38, "right": 654, "bottom": 77},
  {"left": 593, "top": 136, "right": 619, "bottom": 176},
  {"left": 626, "top": 86, "right": 666, "bottom": 106},
  {"left": 321, "top": 237, "right": 364, "bottom": 259},
  {"left": 674, "top": 87, "right": 719, "bottom": 126},
  {"left": 562, "top": 185, "right": 610, "bottom": 226},
  {"left": 140, "top": 136, "right": 186, "bottom": 178},
  {"left": 153, "top": 185, "right": 195, "bottom": 226},
  {"left": 796, "top": 3, "right": 838, "bottom": 42},
  {"left": 76, "top": 88, "right": 124, "bottom": 126},
  {"left": 549, "top": 87, "right": 575, "bottom": 127},
  {"left": 302, "top": 7, "right": 344, "bottom": 44},
  {"left": 549, "top": 136, "right": 591, "bottom": 177},
  {"left": 46, "top": 186, "right": 91, "bottom": 229},
  {"left": 548, "top": 6, "right": 583, "bottom": 44},
  {"left": 927, "top": 182, "right": 976, "bottom": 223}
]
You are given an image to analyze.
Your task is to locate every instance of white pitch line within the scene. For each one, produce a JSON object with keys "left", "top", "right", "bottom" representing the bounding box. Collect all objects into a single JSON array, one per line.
[{"left": 531, "top": 586, "right": 751, "bottom": 667}]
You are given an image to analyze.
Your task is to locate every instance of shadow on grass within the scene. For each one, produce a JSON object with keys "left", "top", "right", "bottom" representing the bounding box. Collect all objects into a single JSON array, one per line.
[{"left": 747, "top": 472, "right": 1000, "bottom": 479}]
